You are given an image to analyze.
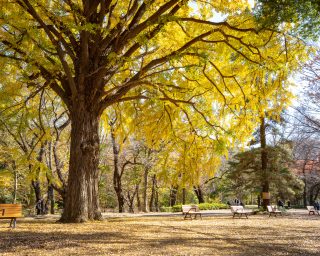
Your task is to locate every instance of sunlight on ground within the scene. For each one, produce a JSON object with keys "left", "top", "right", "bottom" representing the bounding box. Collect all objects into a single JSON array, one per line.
[{"left": 1, "top": 213, "right": 320, "bottom": 256}]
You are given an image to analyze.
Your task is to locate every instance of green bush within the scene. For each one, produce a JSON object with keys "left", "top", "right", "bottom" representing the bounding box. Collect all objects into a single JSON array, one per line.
[
  {"left": 167, "top": 203, "right": 228, "bottom": 212},
  {"left": 198, "top": 203, "right": 228, "bottom": 210},
  {"left": 160, "top": 206, "right": 172, "bottom": 212},
  {"left": 172, "top": 204, "right": 182, "bottom": 212}
]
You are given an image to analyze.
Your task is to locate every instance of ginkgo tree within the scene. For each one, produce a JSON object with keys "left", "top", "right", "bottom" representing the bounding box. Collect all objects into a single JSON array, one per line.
[{"left": 0, "top": 0, "right": 310, "bottom": 222}]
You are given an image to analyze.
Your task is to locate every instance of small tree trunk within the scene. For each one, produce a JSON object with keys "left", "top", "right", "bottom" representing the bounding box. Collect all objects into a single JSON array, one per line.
[
  {"left": 155, "top": 184, "right": 160, "bottom": 212},
  {"left": 169, "top": 186, "right": 178, "bottom": 207},
  {"left": 182, "top": 188, "right": 186, "bottom": 205},
  {"left": 12, "top": 161, "right": 17, "bottom": 204},
  {"left": 136, "top": 184, "right": 141, "bottom": 212},
  {"left": 46, "top": 185, "right": 55, "bottom": 214},
  {"left": 302, "top": 167, "right": 308, "bottom": 207},
  {"left": 61, "top": 106, "right": 102, "bottom": 222},
  {"left": 260, "top": 117, "right": 270, "bottom": 209},
  {"left": 142, "top": 167, "right": 149, "bottom": 212},
  {"left": 110, "top": 126, "right": 125, "bottom": 213},
  {"left": 149, "top": 174, "right": 156, "bottom": 212},
  {"left": 193, "top": 185, "right": 205, "bottom": 204},
  {"left": 127, "top": 186, "right": 138, "bottom": 213},
  {"left": 32, "top": 180, "right": 42, "bottom": 215}
]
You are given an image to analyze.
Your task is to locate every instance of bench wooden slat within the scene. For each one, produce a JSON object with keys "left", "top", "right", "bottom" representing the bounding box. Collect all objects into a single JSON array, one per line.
[
  {"left": 0, "top": 204, "right": 23, "bottom": 218},
  {"left": 0, "top": 204, "right": 23, "bottom": 228}
]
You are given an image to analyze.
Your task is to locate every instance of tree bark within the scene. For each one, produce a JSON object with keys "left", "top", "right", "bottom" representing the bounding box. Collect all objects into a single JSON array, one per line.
[
  {"left": 260, "top": 117, "right": 270, "bottom": 209},
  {"left": 110, "top": 126, "right": 125, "bottom": 213},
  {"left": 32, "top": 180, "right": 43, "bottom": 215},
  {"left": 169, "top": 186, "right": 178, "bottom": 207},
  {"left": 193, "top": 185, "right": 205, "bottom": 204},
  {"left": 142, "top": 167, "right": 149, "bottom": 212},
  {"left": 136, "top": 184, "right": 141, "bottom": 212},
  {"left": 149, "top": 174, "right": 157, "bottom": 212},
  {"left": 127, "top": 186, "right": 138, "bottom": 213},
  {"left": 12, "top": 161, "right": 17, "bottom": 204},
  {"left": 32, "top": 144, "right": 46, "bottom": 215},
  {"left": 61, "top": 106, "right": 102, "bottom": 222},
  {"left": 302, "top": 162, "right": 308, "bottom": 207},
  {"left": 45, "top": 185, "right": 55, "bottom": 214},
  {"left": 182, "top": 188, "right": 186, "bottom": 205}
]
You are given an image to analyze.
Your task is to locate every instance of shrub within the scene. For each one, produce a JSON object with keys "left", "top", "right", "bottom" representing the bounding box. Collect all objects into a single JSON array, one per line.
[
  {"left": 168, "top": 203, "right": 228, "bottom": 212},
  {"left": 172, "top": 204, "right": 182, "bottom": 212},
  {"left": 160, "top": 206, "right": 172, "bottom": 212},
  {"left": 198, "top": 203, "right": 228, "bottom": 210}
]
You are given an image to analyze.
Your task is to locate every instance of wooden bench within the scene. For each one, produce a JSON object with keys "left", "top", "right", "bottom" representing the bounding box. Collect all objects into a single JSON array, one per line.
[
  {"left": 0, "top": 204, "right": 23, "bottom": 228},
  {"left": 267, "top": 205, "right": 282, "bottom": 217},
  {"left": 182, "top": 205, "right": 202, "bottom": 220},
  {"left": 230, "top": 205, "right": 251, "bottom": 218},
  {"left": 307, "top": 206, "right": 319, "bottom": 215}
]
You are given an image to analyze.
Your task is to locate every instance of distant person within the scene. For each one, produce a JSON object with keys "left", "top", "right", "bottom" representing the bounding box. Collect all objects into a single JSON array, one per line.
[
  {"left": 36, "top": 199, "right": 43, "bottom": 215},
  {"left": 257, "top": 196, "right": 261, "bottom": 208},
  {"left": 234, "top": 198, "right": 240, "bottom": 206},
  {"left": 313, "top": 201, "right": 320, "bottom": 210},
  {"left": 277, "top": 199, "right": 284, "bottom": 208},
  {"left": 287, "top": 200, "right": 291, "bottom": 208}
]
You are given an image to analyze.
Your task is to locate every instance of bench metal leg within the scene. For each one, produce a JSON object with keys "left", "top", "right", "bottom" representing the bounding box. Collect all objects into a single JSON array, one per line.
[
  {"left": 9, "top": 218, "right": 17, "bottom": 228},
  {"left": 194, "top": 213, "right": 202, "bottom": 220},
  {"left": 184, "top": 213, "right": 192, "bottom": 220}
]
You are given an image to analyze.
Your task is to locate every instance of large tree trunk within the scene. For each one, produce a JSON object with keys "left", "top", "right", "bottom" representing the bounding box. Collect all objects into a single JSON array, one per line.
[
  {"left": 61, "top": 107, "right": 102, "bottom": 222},
  {"left": 260, "top": 117, "right": 270, "bottom": 209}
]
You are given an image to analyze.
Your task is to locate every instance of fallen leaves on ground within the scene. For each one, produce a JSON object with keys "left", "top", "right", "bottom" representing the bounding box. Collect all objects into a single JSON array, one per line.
[{"left": 1, "top": 213, "right": 319, "bottom": 255}]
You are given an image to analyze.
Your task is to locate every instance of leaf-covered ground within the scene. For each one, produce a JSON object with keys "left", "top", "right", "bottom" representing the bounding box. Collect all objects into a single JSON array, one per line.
[{"left": 1, "top": 213, "right": 320, "bottom": 255}]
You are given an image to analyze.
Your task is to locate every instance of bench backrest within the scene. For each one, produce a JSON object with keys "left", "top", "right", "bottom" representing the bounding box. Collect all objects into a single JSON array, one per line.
[
  {"left": 307, "top": 206, "right": 315, "bottom": 211},
  {"left": 0, "top": 204, "right": 23, "bottom": 217},
  {"left": 182, "top": 205, "right": 199, "bottom": 213},
  {"left": 267, "top": 205, "right": 275, "bottom": 212},
  {"left": 230, "top": 205, "right": 243, "bottom": 213}
]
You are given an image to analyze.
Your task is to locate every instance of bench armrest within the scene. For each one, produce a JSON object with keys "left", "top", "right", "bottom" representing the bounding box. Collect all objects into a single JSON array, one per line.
[{"left": 0, "top": 209, "right": 5, "bottom": 216}]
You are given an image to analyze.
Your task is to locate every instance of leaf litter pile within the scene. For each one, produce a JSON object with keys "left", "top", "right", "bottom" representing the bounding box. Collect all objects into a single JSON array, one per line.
[{"left": 1, "top": 213, "right": 320, "bottom": 255}]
